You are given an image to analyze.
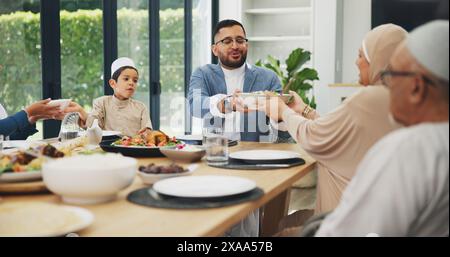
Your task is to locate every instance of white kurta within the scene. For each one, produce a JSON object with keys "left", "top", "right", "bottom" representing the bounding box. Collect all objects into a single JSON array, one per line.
[
  {"left": 209, "top": 64, "right": 246, "bottom": 141},
  {"left": 316, "top": 122, "right": 449, "bottom": 237}
]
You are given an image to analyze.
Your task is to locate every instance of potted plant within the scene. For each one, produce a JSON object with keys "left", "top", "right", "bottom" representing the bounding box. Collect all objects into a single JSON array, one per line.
[{"left": 256, "top": 48, "right": 319, "bottom": 109}]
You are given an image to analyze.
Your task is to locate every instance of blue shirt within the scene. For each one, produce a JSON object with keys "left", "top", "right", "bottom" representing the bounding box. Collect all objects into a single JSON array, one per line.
[{"left": 0, "top": 110, "right": 38, "bottom": 140}]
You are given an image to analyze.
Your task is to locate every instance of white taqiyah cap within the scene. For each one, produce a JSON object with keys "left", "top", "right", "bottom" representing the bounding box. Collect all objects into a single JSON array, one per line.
[
  {"left": 407, "top": 20, "right": 449, "bottom": 81},
  {"left": 111, "top": 57, "right": 137, "bottom": 78}
]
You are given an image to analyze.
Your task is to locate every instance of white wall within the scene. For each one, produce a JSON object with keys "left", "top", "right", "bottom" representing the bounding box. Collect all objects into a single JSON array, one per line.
[
  {"left": 219, "top": 0, "right": 242, "bottom": 22},
  {"left": 341, "top": 0, "right": 372, "bottom": 83},
  {"left": 313, "top": 0, "right": 338, "bottom": 115}
]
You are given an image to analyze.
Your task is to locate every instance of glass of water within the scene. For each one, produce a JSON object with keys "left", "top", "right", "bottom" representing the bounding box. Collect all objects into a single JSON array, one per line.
[{"left": 204, "top": 128, "right": 228, "bottom": 166}]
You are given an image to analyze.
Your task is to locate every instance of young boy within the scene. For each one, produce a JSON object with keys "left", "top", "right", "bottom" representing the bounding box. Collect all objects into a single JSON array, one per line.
[{"left": 74, "top": 57, "right": 152, "bottom": 136}]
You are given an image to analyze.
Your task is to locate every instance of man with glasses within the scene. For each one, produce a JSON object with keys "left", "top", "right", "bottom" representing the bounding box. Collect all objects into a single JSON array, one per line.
[
  {"left": 188, "top": 19, "right": 290, "bottom": 143},
  {"left": 315, "top": 20, "right": 449, "bottom": 237}
]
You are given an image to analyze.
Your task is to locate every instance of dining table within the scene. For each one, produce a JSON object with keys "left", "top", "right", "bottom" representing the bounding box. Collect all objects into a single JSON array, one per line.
[{"left": 1, "top": 142, "right": 316, "bottom": 237}]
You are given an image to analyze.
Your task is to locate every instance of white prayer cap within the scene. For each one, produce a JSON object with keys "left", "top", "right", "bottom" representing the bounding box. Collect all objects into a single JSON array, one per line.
[
  {"left": 407, "top": 20, "right": 449, "bottom": 81},
  {"left": 111, "top": 57, "right": 137, "bottom": 78}
]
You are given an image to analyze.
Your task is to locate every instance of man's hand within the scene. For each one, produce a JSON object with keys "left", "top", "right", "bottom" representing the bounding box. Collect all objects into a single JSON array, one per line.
[
  {"left": 28, "top": 115, "right": 53, "bottom": 124},
  {"left": 25, "top": 99, "right": 62, "bottom": 123},
  {"left": 230, "top": 89, "right": 251, "bottom": 113}
]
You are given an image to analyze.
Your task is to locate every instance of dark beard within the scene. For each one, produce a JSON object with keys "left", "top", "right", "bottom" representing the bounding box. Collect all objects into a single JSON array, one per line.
[{"left": 220, "top": 54, "right": 247, "bottom": 69}]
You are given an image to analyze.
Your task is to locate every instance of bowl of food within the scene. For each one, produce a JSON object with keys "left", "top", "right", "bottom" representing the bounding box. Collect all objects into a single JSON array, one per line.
[
  {"left": 138, "top": 163, "right": 197, "bottom": 185},
  {"left": 160, "top": 145, "right": 206, "bottom": 163},
  {"left": 42, "top": 153, "right": 137, "bottom": 205}
]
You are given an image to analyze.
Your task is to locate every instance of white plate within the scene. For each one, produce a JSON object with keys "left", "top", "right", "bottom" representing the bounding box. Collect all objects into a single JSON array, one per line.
[
  {"left": 2, "top": 140, "right": 45, "bottom": 150},
  {"left": 78, "top": 130, "right": 122, "bottom": 137},
  {"left": 48, "top": 99, "right": 71, "bottom": 111},
  {"left": 0, "top": 170, "right": 42, "bottom": 183},
  {"left": 153, "top": 175, "right": 256, "bottom": 198},
  {"left": 138, "top": 164, "right": 198, "bottom": 185},
  {"left": 230, "top": 150, "right": 301, "bottom": 162},
  {"left": 53, "top": 206, "right": 94, "bottom": 236},
  {"left": 0, "top": 202, "right": 94, "bottom": 237},
  {"left": 238, "top": 93, "right": 292, "bottom": 104},
  {"left": 176, "top": 134, "right": 203, "bottom": 141}
]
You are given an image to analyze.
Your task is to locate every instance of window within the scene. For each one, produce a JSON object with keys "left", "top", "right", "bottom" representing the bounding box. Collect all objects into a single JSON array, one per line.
[
  {"left": 117, "top": 0, "right": 150, "bottom": 113},
  {"left": 0, "top": 0, "right": 42, "bottom": 139},
  {"left": 191, "top": 0, "right": 213, "bottom": 134},
  {"left": 159, "top": 0, "right": 185, "bottom": 135},
  {"left": 60, "top": 0, "right": 103, "bottom": 113},
  {"left": 0, "top": 0, "right": 217, "bottom": 138}
]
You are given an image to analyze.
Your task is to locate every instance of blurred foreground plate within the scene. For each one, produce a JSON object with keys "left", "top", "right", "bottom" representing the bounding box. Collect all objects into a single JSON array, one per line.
[{"left": 0, "top": 202, "right": 94, "bottom": 237}]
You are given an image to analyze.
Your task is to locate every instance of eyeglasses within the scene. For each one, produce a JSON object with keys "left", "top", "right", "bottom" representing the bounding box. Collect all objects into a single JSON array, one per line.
[
  {"left": 214, "top": 37, "right": 249, "bottom": 47},
  {"left": 380, "top": 69, "right": 436, "bottom": 88}
]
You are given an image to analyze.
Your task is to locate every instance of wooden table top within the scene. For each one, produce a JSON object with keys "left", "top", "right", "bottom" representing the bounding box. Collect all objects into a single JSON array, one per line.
[{"left": 1, "top": 142, "right": 316, "bottom": 237}]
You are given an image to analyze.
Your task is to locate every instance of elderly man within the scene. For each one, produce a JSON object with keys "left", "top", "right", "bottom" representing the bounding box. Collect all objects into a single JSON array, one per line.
[{"left": 315, "top": 20, "right": 449, "bottom": 237}]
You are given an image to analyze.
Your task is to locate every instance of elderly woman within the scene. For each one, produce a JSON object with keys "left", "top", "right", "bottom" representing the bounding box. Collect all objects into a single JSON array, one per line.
[{"left": 258, "top": 24, "right": 408, "bottom": 218}]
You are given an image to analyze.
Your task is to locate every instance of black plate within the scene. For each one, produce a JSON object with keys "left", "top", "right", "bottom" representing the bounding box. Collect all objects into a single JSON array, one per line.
[
  {"left": 209, "top": 158, "right": 306, "bottom": 170},
  {"left": 99, "top": 139, "right": 167, "bottom": 158},
  {"left": 176, "top": 138, "right": 239, "bottom": 147}
]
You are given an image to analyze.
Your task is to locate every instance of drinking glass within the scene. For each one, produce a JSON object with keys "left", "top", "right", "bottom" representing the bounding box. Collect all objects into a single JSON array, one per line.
[{"left": 204, "top": 128, "right": 228, "bottom": 165}]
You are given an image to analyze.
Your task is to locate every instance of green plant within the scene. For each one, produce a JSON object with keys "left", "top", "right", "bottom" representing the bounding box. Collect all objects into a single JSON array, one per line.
[{"left": 256, "top": 48, "right": 319, "bottom": 109}]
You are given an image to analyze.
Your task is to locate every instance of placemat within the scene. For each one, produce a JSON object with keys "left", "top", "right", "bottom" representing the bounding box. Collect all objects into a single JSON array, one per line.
[
  {"left": 207, "top": 158, "right": 305, "bottom": 170},
  {"left": 127, "top": 187, "right": 264, "bottom": 209}
]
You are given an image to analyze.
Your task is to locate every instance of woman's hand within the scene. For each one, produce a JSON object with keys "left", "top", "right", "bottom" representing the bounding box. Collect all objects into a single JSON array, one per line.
[
  {"left": 287, "top": 91, "right": 307, "bottom": 114},
  {"left": 252, "top": 93, "right": 289, "bottom": 122}
]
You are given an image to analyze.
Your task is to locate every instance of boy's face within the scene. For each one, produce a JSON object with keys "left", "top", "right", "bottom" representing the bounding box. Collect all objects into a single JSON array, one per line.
[{"left": 109, "top": 68, "right": 139, "bottom": 100}]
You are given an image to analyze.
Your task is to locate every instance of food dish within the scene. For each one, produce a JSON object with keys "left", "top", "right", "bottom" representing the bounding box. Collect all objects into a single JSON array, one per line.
[
  {"left": 0, "top": 202, "right": 94, "bottom": 237},
  {"left": 113, "top": 131, "right": 180, "bottom": 148},
  {"left": 0, "top": 145, "right": 65, "bottom": 183},
  {"left": 153, "top": 175, "right": 257, "bottom": 198},
  {"left": 100, "top": 140, "right": 173, "bottom": 158},
  {"left": 101, "top": 131, "right": 182, "bottom": 158},
  {"left": 138, "top": 163, "right": 197, "bottom": 185}
]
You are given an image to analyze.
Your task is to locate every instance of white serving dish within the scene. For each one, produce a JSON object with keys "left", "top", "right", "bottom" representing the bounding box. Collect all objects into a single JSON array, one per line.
[
  {"left": 42, "top": 153, "right": 137, "bottom": 205},
  {"left": 48, "top": 99, "right": 72, "bottom": 111},
  {"left": 238, "top": 92, "right": 293, "bottom": 104},
  {"left": 160, "top": 145, "right": 206, "bottom": 163}
]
